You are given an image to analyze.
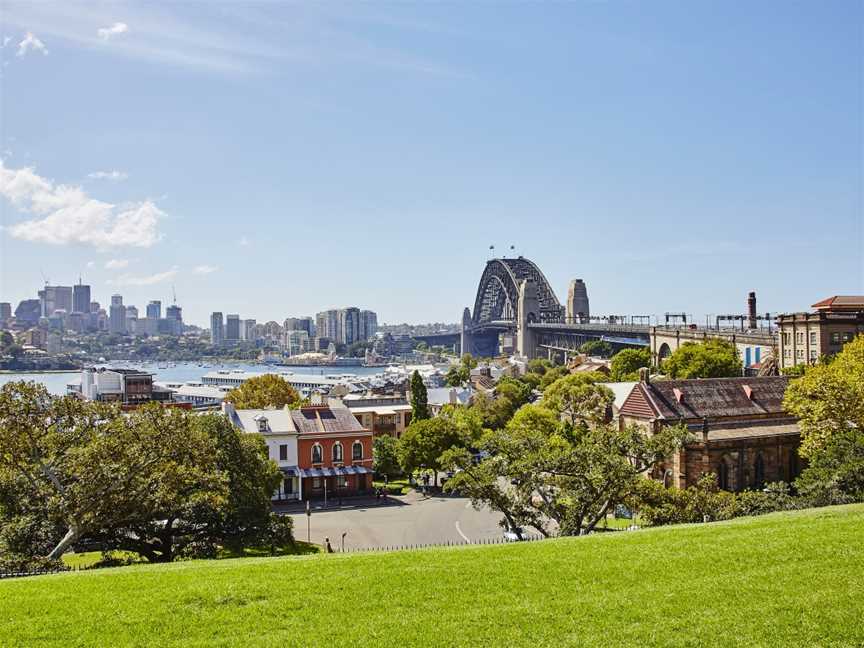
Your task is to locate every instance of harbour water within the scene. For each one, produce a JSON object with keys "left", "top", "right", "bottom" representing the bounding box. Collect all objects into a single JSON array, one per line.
[{"left": 0, "top": 361, "right": 392, "bottom": 396}]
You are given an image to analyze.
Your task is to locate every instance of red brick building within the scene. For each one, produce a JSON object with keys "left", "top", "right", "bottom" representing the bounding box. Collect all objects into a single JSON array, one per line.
[
  {"left": 619, "top": 375, "right": 803, "bottom": 491},
  {"left": 294, "top": 404, "right": 374, "bottom": 500}
]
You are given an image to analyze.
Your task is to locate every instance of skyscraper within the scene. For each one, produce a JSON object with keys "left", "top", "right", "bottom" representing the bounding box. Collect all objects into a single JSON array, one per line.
[
  {"left": 340, "top": 307, "right": 360, "bottom": 345},
  {"left": 226, "top": 314, "right": 240, "bottom": 342},
  {"left": 109, "top": 295, "right": 126, "bottom": 334},
  {"left": 147, "top": 301, "right": 162, "bottom": 320},
  {"left": 359, "top": 310, "right": 378, "bottom": 340},
  {"left": 39, "top": 285, "right": 73, "bottom": 317},
  {"left": 210, "top": 312, "right": 224, "bottom": 346},
  {"left": 316, "top": 309, "right": 341, "bottom": 343},
  {"left": 165, "top": 304, "right": 183, "bottom": 335},
  {"left": 0, "top": 302, "right": 11, "bottom": 322},
  {"left": 72, "top": 283, "right": 91, "bottom": 314}
]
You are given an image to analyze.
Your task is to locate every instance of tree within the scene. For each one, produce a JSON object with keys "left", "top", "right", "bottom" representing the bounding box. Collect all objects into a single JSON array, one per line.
[
  {"left": 662, "top": 339, "right": 741, "bottom": 379},
  {"left": 443, "top": 398, "right": 690, "bottom": 536},
  {"left": 0, "top": 384, "right": 225, "bottom": 562},
  {"left": 542, "top": 374, "right": 614, "bottom": 424},
  {"left": 578, "top": 340, "right": 613, "bottom": 358},
  {"left": 397, "top": 406, "right": 482, "bottom": 486},
  {"left": 783, "top": 335, "right": 864, "bottom": 498},
  {"left": 445, "top": 365, "right": 470, "bottom": 388},
  {"left": 410, "top": 370, "right": 429, "bottom": 421},
  {"left": 610, "top": 348, "right": 652, "bottom": 381},
  {"left": 0, "top": 384, "right": 291, "bottom": 564},
  {"left": 373, "top": 435, "right": 401, "bottom": 478},
  {"left": 224, "top": 374, "right": 301, "bottom": 409}
]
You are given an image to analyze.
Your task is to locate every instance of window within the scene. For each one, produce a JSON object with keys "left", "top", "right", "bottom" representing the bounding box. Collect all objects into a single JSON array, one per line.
[
  {"left": 312, "top": 444, "right": 323, "bottom": 464},
  {"left": 831, "top": 332, "right": 842, "bottom": 345},
  {"left": 796, "top": 349, "right": 804, "bottom": 358},
  {"left": 809, "top": 350, "right": 818, "bottom": 361},
  {"left": 352, "top": 441, "right": 363, "bottom": 461},
  {"left": 796, "top": 332, "right": 804, "bottom": 344},
  {"left": 842, "top": 332, "right": 854, "bottom": 343},
  {"left": 256, "top": 417, "right": 268, "bottom": 432},
  {"left": 283, "top": 478, "right": 293, "bottom": 495},
  {"left": 312, "top": 477, "right": 322, "bottom": 489},
  {"left": 809, "top": 332, "right": 817, "bottom": 345},
  {"left": 279, "top": 444, "right": 288, "bottom": 461},
  {"left": 782, "top": 332, "right": 790, "bottom": 345},
  {"left": 336, "top": 475, "right": 348, "bottom": 488},
  {"left": 333, "top": 442, "right": 343, "bottom": 463},
  {"left": 753, "top": 454, "right": 765, "bottom": 490},
  {"left": 718, "top": 462, "right": 730, "bottom": 491}
]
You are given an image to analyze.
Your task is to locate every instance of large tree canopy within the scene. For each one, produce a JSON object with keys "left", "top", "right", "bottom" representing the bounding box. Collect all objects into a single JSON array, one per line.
[
  {"left": 662, "top": 339, "right": 742, "bottom": 379},
  {"left": 0, "top": 382, "right": 289, "bottom": 565},
  {"left": 443, "top": 377, "right": 689, "bottom": 537},
  {"left": 224, "top": 374, "right": 301, "bottom": 409},
  {"left": 397, "top": 406, "right": 482, "bottom": 485},
  {"left": 784, "top": 335, "right": 864, "bottom": 497},
  {"left": 609, "top": 348, "right": 652, "bottom": 381}
]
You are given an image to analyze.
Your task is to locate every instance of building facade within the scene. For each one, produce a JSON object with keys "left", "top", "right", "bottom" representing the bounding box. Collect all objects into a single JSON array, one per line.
[
  {"left": 210, "top": 312, "right": 224, "bottom": 346},
  {"left": 226, "top": 314, "right": 241, "bottom": 342},
  {"left": 109, "top": 295, "right": 126, "bottom": 334},
  {"left": 776, "top": 296, "right": 864, "bottom": 370},
  {"left": 618, "top": 374, "right": 801, "bottom": 492}
]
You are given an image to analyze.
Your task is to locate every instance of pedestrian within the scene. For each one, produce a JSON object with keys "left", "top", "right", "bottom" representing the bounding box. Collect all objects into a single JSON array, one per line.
[{"left": 325, "top": 537, "right": 334, "bottom": 553}]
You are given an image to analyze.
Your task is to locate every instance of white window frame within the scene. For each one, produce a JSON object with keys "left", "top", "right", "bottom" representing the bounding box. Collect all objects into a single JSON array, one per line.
[
  {"left": 352, "top": 440, "right": 363, "bottom": 461},
  {"left": 332, "top": 441, "right": 344, "bottom": 463}
]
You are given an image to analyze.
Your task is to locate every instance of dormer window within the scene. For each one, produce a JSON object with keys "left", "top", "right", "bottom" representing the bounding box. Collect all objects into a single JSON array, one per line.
[{"left": 255, "top": 415, "right": 268, "bottom": 433}]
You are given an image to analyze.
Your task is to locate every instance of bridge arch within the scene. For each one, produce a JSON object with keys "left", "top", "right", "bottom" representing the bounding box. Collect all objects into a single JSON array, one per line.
[
  {"left": 658, "top": 342, "right": 673, "bottom": 362},
  {"left": 470, "top": 257, "right": 564, "bottom": 326}
]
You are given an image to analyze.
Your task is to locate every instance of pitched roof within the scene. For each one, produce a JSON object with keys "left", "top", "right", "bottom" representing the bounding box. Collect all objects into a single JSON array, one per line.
[
  {"left": 290, "top": 406, "right": 367, "bottom": 435},
  {"left": 233, "top": 408, "right": 297, "bottom": 434},
  {"left": 811, "top": 296, "right": 864, "bottom": 311},
  {"left": 620, "top": 376, "right": 790, "bottom": 421}
]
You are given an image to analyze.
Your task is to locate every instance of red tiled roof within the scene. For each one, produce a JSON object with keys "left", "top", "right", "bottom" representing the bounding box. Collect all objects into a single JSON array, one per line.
[{"left": 811, "top": 296, "right": 864, "bottom": 310}]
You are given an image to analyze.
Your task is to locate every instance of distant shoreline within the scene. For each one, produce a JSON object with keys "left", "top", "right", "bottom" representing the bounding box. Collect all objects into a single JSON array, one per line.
[{"left": 0, "top": 369, "right": 81, "bottom": 375}]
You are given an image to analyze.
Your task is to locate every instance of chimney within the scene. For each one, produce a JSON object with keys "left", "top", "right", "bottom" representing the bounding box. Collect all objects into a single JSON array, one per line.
[
  {"left": 638, "top": 367, "right": 650, "bottom": 384},
  {"left": 747, "top": 291, "right": 757, "bottom": 329},
  {"left": 701, "top": 417, "right": 709, "bottom": 444},
  {"left": 221, "top": 400, "right": 235, "bottom": 418},
  {"left": 449, "top": 388, "right": 457, "bottom": 405}
]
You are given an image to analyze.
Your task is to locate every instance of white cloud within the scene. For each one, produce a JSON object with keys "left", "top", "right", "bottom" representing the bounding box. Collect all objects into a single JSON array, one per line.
[
  {"left": 107, "top": 267, "right": 178, "bottom": 287},
  {"left": 97, "top": 22, "right": 128, "bottom": 41},
  {"left": 2, "top": 37, "right": 11, "bottom": 48},
  {"left": 104, "top": 258, "right": 129, "bottom": 269},
  {"left": 87, "top": 170, "right": 128, "bottom": 181},
  {"left": 192, "top": 264, "right": 218, "bottom": 275},
  {"left": 16, "top": 32, "right": 48, "bottom": 57},
  {"left": 238, "top": 236, "right": 250, "bottom": 247},
  {"left": 0, "top": 161, "right": 164, "bottom": 248},
  {"left": 86, "top": 260, "right": 95, "bottom": 268}
]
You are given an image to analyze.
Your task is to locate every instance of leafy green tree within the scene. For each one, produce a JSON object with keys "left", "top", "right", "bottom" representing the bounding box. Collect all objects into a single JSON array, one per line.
[
  {"left": 445, "top": 365, "right": 470, "bottom": 388},
  {"left": 373, "top": 435, "right": 401, "bottom": 478},
  {"left": 662, "top": 339, "right": 741, "bottom": 379},
  {"left": 542, "top": 374, "right": 614, "bottom": 424},
  {"left": 225, "top": 374, "right": 301, "bottom": 409},
  {"left": 443, "top": 398, "right": 689, "bottom": 536},
  {"left": 397, "top": 406, "right": 482, "bottom": 486},
  {"left": 539, "top": 366, "right": 569, "bottom": 390},
  {"left": 783, "top": 335, "right": 864, "bottom": 498},
  {"left": 527, "top": 358, "right": 553, "bottom": 375},
  {"left": 410, "top": 370, "right": 429, "bottom": 421},
  {"left": 578, "top": 340, "right": 614, "bottom": 358},
  {"left": 610, "top": 348, "right": 652, "bottom": 381}
]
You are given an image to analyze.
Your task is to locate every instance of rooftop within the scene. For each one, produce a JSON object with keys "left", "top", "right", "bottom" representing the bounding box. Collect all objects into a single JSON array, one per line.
[{"left": 811, "top": 296, "right": 864, "bottom": 311}]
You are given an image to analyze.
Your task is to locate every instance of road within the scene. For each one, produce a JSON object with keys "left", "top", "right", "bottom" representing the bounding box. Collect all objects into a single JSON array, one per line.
[{"left": 290, "top": 491, "right": 506, "bottom": 550}]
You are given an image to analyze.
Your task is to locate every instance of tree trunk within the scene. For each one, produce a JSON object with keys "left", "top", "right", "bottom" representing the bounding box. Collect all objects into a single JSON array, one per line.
[
  {"left": 584, "top": 499, "right": 613, "bottom": 534},
  {"left": 47, "top": 525, "right": 80, "bottom": 561}
]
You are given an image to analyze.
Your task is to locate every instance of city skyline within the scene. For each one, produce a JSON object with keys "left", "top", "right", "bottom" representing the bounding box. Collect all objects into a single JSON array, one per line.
[{"left": 1, "top": 2, "right": 862, "bottom": 326}]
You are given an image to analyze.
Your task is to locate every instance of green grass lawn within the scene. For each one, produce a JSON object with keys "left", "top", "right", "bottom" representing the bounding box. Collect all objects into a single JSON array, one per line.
[
  {"left": 2, "top": 504, "right": 863, "bottom": 647},
  {"left": 373, "top": 478, "right": 412, "bottom": 495}
]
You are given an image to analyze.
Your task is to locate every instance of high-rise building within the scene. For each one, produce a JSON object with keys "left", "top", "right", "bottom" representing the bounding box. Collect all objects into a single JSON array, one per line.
[
  {"left": 109, "top": 295, "right": 126, "bottom": 334},
  {"left": 39, "top": 285, "right": 74, "bottom": 317},
  {"left": 90, "top": 301, "right": 100, "bottom": 313},
  {"left": 0, "top": 302, "right": 11, "bottom": 322},
  {"left": 210, "top": 312, "right": 224, "bottom": 346},
  {"left": 284, "top": 317, "right": 313, "bottom": 335},
  {"left": 147, "top": 301, "right": 162, "bottom": 320},
  {"left": 316, "top": 309, "right": 342, "bottom": 343},
  {"left": 72, "top": 283, "right": 91, "bottom": 314},
  {"left": 241, "top": 318, "right": 256, "bottom": 341},
  {"left": 566, "top": 279, "right": 590, "bottom": 323},
  {"left": 166, "top": 304, "right": 183, "bottom": 335},
  {"left": 359, "top": 310, "right": 378, "bottom": 341},
  {"left": 340, "top": 307, "right": 361, "bottom": 345},
  {"left": 226, "top": 314, "right": 241, "bottom": 342},
  {"left": 14, "top": 299, "right": 41, "bottom": 325}
]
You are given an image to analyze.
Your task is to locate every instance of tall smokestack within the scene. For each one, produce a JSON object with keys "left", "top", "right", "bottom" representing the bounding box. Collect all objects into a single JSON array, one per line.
[{"left": 747, "top": 291, "right": 757, "bottom": 329}]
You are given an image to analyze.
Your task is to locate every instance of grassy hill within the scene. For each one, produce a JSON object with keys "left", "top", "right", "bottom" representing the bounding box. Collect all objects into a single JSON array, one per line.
[{"left": 2, "top": 505, "right": 862, "bottom": 647}]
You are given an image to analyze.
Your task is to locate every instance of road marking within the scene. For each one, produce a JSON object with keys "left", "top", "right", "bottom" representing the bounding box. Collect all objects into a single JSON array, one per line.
[{"left": 455, "top": 521, "right": 471, "bottom": 544}]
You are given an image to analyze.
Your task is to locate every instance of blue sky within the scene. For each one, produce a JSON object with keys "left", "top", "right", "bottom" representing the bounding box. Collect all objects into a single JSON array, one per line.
[{"left": 0, "top": 1, "right": 861, "bottom": 327}]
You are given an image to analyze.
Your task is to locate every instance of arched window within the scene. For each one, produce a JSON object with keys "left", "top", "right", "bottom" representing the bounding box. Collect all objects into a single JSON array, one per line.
[
  {"left": 718, "top": 461, "right": 730, "bottom": 491},
  {"left": 352, "top": 441, "right": 363, "bottom": 461},
  {"left": 312, "top": 444, "right": 323, "bottom": 464},
  {"left": 754, "top": 454, "right": 765, "bottom": 490},
  {"left": 332, "top": 442, "right": 343, "bottom": 463}
]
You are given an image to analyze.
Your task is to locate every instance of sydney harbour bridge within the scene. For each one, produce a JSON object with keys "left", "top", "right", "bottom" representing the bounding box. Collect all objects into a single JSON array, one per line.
[{"left": 459, "top": 257, "right": 650, "bottom": 359}]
